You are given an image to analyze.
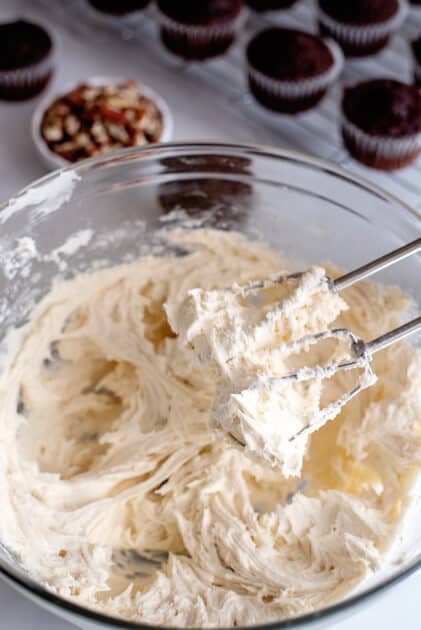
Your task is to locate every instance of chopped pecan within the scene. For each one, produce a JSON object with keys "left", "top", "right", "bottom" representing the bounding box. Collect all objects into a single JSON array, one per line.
[
  {"left": 40, "top": 80, "right": 165, "bottom": 163},
  {"left": 43, "top": 125, "right": 63, "bottom": 142},
  {"left": 64, "top": 115, "right": 81, "bottom": 136},
  {"left": 99, "top": 105, "right": 127, "bottom": 124}
]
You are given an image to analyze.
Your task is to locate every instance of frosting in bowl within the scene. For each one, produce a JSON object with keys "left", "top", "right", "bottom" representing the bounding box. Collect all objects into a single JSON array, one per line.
[{"left": 0, "top": 229, "right": 420, "bottom": 627}]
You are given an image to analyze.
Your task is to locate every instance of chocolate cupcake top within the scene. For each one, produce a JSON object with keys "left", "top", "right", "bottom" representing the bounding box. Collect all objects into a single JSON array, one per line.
[
  {"left": 318, "top": 0, "right": 399, "bottom": 25},
  {"left": 0, "top": 19, "right": 53, "bottom": 71},
  {"left": 157, "top": 0, "right": 244, "bottom": 25},
  {"left": 343, "top": 79, "right": 421, "bottom": 137},
  {"left": 247, "top": 28, "right": 334, "bottom": 81}
]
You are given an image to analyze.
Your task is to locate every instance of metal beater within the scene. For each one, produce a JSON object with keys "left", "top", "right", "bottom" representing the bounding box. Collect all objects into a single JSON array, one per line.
[{"left": 229, "top": 238, "right": 421, "bottom": 442}]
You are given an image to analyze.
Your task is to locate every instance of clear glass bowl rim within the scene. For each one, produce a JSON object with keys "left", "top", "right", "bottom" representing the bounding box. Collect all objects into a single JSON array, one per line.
[{"left": 0, "top": 141, "right": 420, "bottom": 630}]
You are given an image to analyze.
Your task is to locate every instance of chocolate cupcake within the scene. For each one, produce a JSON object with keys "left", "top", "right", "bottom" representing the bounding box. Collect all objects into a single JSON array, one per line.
[
  {"left": 246, "top": 0, "right": 297, "bottom": 11},
  {"left": 342, "top": 79, "right": 421, "bottom": 170},
  {"left": 0, "top": 19, "right": 56, "bottom": 101},
  {"left": 412, "top": 36, "right": 421, "bottom": 84},
  {"left": 246, "top": 27, "right": 343, "bottom": 114},
  {"left": 86, "top": 0, "right": 150, "bottom": 16},
  {"left": 318, "top": 0, "right": 408, "bottom": 57},
  {"left": 156, "top": 0, "right": 246, "bottom": 61}
]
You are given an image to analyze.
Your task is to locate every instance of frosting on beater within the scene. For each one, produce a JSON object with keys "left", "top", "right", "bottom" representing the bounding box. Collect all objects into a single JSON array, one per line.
[{"left": 169, "top": 266, "right": 376, "bottom": 475}]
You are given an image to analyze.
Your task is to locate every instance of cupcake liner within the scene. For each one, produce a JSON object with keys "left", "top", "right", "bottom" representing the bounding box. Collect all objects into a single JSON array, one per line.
[
  {"left": 318, "top": 0, "right": 409, "bottom": 53},
  {"left": 342, "top": 113, "right": 421, "bottom": 170},
  {"left": 156, "top": 6, "right": 248, "bottom": 60},
  {"left": 247, "top": 38, "right": 344, "bottom": 113},
  {"left": 156, "top": 7, "right": 248, "bottom": 39},
  {"left": 0, "top": 25, "right": 57, "bottom": 101}
]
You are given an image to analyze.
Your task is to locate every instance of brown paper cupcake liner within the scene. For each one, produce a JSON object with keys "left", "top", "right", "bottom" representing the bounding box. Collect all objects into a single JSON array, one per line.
[
  {"left": 319, "top": 0, "right": 409, "bottom": 56},
  {"left": 342, "top": 114, "right": 421, "bottom": 170},
  {"left": 247, "top": 38, "right": 344, "bottom": 114},
  {"left": 156, "top": 6, "right": 248, "bottom": 60}
]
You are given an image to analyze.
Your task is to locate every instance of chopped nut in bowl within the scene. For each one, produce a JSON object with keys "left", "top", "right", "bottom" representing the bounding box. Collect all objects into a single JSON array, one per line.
[{"left": 32, "top": 77, "right": 173, "bottom": 169}]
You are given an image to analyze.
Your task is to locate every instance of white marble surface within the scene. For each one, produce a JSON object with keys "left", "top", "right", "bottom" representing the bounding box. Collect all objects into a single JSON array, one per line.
[{"left": 1, "top": 0, "right": 421, "bottom": 628}]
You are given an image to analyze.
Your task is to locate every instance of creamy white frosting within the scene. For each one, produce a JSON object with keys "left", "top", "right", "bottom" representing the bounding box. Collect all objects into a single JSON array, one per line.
[
  {"left": 0, "top": 229, "right": 420, "bottom": 628},
  {"left": 168, "top": 266, "right": 377, "bottom": 476}
]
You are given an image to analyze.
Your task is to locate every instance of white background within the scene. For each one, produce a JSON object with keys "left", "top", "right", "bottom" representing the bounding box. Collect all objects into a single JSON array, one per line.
[{"left": 0, "top": 0, "right": 420, "bottom": 628}]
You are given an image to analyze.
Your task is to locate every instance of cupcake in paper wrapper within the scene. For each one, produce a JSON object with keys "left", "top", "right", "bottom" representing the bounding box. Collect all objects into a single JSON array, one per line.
[
  {"left": 342, "top": 79, "right": 421, "bottom": 171},
  {"left": 318, "top": 0, "right": 409, "bottom": 57},
  {"left": 246, "top": 27, "right": 344, "bottom": 114},
  {"left": 0, "top": 19, "right": 56, "bottom": 101},
  {"left": 156, "top": 0, "right": 247, "bottom": 61}
]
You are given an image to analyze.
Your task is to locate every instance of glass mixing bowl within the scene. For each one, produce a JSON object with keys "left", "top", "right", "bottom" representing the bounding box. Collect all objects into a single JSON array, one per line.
[{"left": 0, "top": 142, "right": 420, "bottom": 630}]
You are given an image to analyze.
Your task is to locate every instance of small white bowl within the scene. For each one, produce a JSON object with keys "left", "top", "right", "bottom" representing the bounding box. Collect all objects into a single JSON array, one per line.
[{"left": 31, "top": 75, "right": 174, "bottom": 171}]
